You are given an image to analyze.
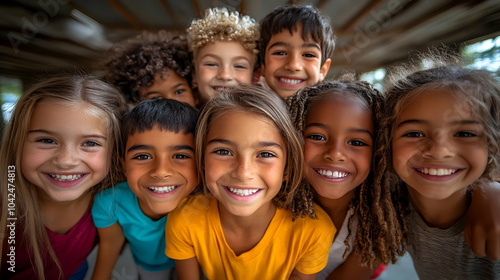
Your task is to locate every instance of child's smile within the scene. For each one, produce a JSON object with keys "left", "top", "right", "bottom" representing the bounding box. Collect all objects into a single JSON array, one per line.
[
  {"left": 392, "top": 89, "right": 488, "bottom": 201},
  {"left": 204, "top": 110, "right": 286, "bottom": 217},
  {"left": 303, "top": 96, "right": 373, "bottom": 200}
]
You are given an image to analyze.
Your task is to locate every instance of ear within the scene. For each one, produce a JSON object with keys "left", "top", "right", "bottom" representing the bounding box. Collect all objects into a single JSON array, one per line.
[{"left": 318, "top": 58, "right": 331, "bottom": 82}]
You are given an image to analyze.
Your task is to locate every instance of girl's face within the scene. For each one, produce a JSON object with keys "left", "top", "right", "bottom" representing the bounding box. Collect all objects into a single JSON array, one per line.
[
  {"left": 194, "top": 41, "right": 255, "bottom": 102},
  {"left": 392, "top": 89, "right": 488, "bottom": 201},
  {"left": 303, "top": 96, "right": 373, "bottom": 200},
  {"left": 22, "top": 100, "right": 109, "bottom": 203},
  {"left": 204, "top": 110, "right": 286, "bottom": 217},
  {"left": 138, "top": 68, "right": 197, "bottom": 107}
]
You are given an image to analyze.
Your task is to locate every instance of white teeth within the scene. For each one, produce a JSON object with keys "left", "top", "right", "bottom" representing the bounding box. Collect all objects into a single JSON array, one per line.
[
  {"left": 148, "top": 186, "right": 176, "bottom": 193},
  {"left": 316, "top": 169, "right": 348, "bottom": 179},
  {"left": 418, "top": 168, "right": 457, "bottom": 176},
  {"left": 228, "top": 187, "right": 259, "bottom": 196},
  {"left": 49, "top": 174, "right": 83, "bottom": 181},
  {"left": 279, "top": 78, "right": 302, "bottom": 85}
]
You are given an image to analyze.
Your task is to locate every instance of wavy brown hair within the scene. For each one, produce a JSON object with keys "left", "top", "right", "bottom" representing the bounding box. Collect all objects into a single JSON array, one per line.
[
  {"left": 195, "top": 84, "right": 313, "bottom": 218},
  {"left": 104, "top": 30, "right": 194, "bottom": 103},
  {"left": 285, "top": 76, "right": 406, "bottom": 269},
  {"left": 378, "top": 53, "right": 500, "bottom": 224},
  {"left": 0, "top": 74, "right": 127, "bottom": 279}
]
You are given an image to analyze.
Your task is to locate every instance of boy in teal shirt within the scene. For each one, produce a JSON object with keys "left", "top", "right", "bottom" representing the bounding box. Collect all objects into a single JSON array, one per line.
[{"left": 91, "top": 98, "right": 198, "bottom": 280}]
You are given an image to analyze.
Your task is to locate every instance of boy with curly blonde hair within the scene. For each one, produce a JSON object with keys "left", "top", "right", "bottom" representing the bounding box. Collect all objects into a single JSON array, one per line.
[{"left": 187, "top": 7, "right": 259, "bottom": 103}]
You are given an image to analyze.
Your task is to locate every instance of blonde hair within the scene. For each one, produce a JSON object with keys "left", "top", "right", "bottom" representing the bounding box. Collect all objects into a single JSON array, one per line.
[
  {"left": 187, "top": 7, "right": 259, "bottom": 57},
  {"left": 0, "top": 74, "right": 127, "bottom": 279},
  {"left": 195, "top": 85, "right": 310, "bottom": 218}
]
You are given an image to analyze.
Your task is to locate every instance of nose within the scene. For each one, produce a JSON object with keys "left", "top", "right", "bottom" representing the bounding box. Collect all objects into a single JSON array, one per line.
[
  {"left": 150, "top": 158, "right": 173, "bottom": 179},
  {"left": 231, "top": 156, "right": 255, "bottom": 181},
  {"left": 217, "top": 65, "right": 233, "bottom": 81},
  {"left": 53, "top": 145, "right": 79, "bottom": 168},
  {"left": 323, "top": 139, "right": 346, "bottom": 162},
  {"left": 422, "top": 135, "right": 454, "bottom": 159},
  {"left": 284, "top": 53, "right": 302, "bottom": 72}
]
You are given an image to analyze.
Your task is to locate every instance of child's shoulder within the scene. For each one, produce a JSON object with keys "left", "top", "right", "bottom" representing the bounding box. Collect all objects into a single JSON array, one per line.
[{"left": 281, "top": 203, "right": 334, "bottom": 230}]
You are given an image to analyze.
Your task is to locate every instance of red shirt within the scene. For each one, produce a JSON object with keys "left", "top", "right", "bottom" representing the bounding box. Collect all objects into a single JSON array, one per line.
[{"left": 1, "top": 205, "right": 97, "bottom": 279}]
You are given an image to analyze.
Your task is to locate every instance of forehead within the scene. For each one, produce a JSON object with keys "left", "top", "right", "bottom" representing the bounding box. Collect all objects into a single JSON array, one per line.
[
  {"left": 195, "top": 41, "right": 254, "bottom": 61},
  {"left": 269, "top": 25, "right": 318, "bottom": 45},
  {"left": 397, "top": 89, "right": 474, "bottom": 122},
  {"left": 306, "top": 95, "right": 373, "bottom": 128},
  {"left": 126, "top": 126, "right": 193, "bottom": 148}
]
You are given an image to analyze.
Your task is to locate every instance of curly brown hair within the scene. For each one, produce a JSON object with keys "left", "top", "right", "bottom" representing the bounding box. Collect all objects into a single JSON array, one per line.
[
  {"left": 378, "top": 52, "right": 500, "bottom": 226},
  {"left": 285, "top": 75, "right": 407, "bottom": 269},
  {"left": 104, "top": 30, "right": 193, "bottom": 103}
]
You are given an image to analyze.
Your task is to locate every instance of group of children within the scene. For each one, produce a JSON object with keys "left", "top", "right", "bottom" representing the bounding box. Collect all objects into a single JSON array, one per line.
[{"left": 1, "top": 4, "right": 500, "bottom": 280}]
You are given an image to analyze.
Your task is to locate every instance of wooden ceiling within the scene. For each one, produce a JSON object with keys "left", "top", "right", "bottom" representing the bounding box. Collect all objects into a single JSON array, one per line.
[{"left": 1, "top": 0, "right": 499, "bottom": 83}]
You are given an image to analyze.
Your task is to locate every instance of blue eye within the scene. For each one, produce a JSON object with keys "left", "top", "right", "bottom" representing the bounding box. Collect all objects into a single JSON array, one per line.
[
  {"left": 175, "top": 89, "right": 185, "bottom": 95},
  {"left": 303, "top": 53, "right": 316, "bottom": 58},
  {"left": 273, "top": 51, "right": 286, "bottom": 56}
]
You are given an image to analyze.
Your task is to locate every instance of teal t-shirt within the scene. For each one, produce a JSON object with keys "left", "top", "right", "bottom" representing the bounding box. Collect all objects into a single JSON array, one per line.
[{"left": 92, "top": 181, "right": 175, "bottom": 271}]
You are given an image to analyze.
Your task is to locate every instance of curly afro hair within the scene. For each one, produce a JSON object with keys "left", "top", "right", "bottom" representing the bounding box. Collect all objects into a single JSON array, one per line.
[{"left": 104, "top": 30, "right": 193, "bottom": 103}]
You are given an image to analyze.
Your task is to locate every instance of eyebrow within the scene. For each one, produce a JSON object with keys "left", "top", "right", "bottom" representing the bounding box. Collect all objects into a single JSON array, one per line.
[
  {"left": 28, "top": 129, "right": 107, "bottom": 140},
  {"left": 305, "top": 123, "right": 373, "bottom": 137},
  {"left": 396, "top": 119, "right": 481, "bottom": 129},
  {"left": 207, "top": 138, "right": 284, "bottom": 150},
  {"left": 127, "top": 144, "right": 194, "bottom": 153},
  {"left": 267, "top": 41, "right": 321, "bottom": 51}
]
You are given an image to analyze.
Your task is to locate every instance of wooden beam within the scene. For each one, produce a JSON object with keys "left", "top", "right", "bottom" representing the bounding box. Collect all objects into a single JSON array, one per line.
[
  {"left": 107, "top": 0, "right": 142, "bottom": 28},
  {"left": 317, "top": 0, "right": 331, "bottom": 11},
  {"left": 158, "top": 0, "right": 183, "bottom": 27},
  {"left": 340, "top": 0, "right": 385, "bottom": 33},
  {"left": 191, "top": 0, "right": 202, "bottom": 19},
  {"left": 240, "top": 0, "right": 247, "bottom": 15}
]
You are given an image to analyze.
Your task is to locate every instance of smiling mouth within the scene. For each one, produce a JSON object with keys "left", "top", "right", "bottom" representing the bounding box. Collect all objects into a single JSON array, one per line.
[
  {"left": 416, "top": 168, "right": 458, "bottom": 176},
  {"left": 48, "top": 174, "right": 84, "bottom": 181},
  {"left": 227, "top": 187, "right": 260, "bottom": 196},
  {"left": 315, "top": 169, "right": 349, "bottom": 179},
  {"left": 279, "top": 77, "right": 303, "bottom": 85},
  {"left": 147, "top": 186, "right": 178, "bottom": 193}
]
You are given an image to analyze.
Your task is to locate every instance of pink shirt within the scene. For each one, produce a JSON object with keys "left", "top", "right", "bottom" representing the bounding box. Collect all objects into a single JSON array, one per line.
[{"left": 1, "top": 205, "right": 97, "bottom": 279}]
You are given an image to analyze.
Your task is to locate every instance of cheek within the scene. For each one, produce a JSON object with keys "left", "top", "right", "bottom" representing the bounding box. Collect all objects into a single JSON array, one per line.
[{"left": 236, "top": 71, "right": 253, "bottom": 84}]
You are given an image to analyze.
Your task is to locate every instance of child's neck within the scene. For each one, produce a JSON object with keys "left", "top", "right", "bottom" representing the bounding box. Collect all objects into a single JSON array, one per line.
[
  {"left": 315, "top": 189, "right": 355, "bottom": 236},
  {"left": 39, "top": 190, "right": 92, "bottom": 234},
  {"left": 408, "top": 187, "right": 470, "bottom": 229},
  {"left": 218, "top": 201, "right": 276, "bottom": 256}
]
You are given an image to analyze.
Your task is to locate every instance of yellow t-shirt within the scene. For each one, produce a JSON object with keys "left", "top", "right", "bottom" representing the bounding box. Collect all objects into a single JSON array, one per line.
[{"left": 165, "top": 195, "right": 335, "bottom": 279}]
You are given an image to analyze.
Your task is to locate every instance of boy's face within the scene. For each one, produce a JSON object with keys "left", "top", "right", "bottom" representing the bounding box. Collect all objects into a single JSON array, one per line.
[
  {"left": 123, "top": 126, "right": 198, "bottom": 220},
  {"left": 261, "top": 25, "right": 331, "bottom": 98},
  {"left": 139, "top": 68, "right": 197, "bottom": 107},
  {"left": 193, "top": 41, "right": 255, "bottom": 102}
]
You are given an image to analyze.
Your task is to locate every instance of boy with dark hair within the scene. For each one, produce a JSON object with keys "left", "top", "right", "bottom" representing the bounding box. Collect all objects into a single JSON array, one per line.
[
  {"left": 91, "top": 98, "right": 199, "bottom": 280},
  {"left": 259, "top": 5, "right": 335, "bottom": 98}
]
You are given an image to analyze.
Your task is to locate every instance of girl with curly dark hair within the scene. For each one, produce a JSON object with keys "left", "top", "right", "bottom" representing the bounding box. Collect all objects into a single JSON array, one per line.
[
  {"left": 104, "top": 30, "right": 198, "bottom": 107},
  {"left": 285, "top": 76, "right": 406, "bottom": 279}
]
